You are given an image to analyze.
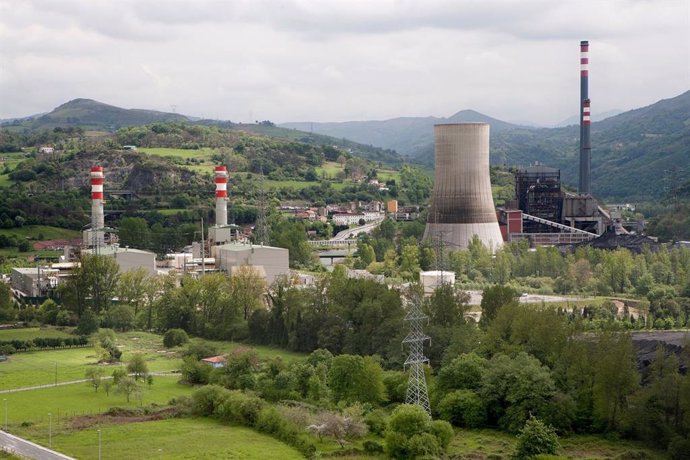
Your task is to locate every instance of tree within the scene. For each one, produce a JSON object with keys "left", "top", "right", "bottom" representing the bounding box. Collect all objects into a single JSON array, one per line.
[
  {"left": 592, "top": 332, "right": 639, "bottom": 431},
  {"left": 60, "top": 254, "right": 120, "bottom": 316},
  {"left": 385, "top": 404, "right": 451, "bottom": 459},
  {"left": 116, "top": 376, "right": 140, "bottom": 402},
  {"left": 328, "top": 355, "right": 387, "bottom": 405},
  {"left": 127, "top": 353, "right": 149, "bottom": 380},
  {"left": 479, "top": 285, "right": 519, "bottom": 329},
  {"left": 514, "top": 416, "right": 559, "bottom": 459},
  {"left": 117, "top": 268, "right": 150, "bottom": 317},
  {"left": 438, "top": 389, "right": 487, "bottom": 428},
  {"left": 118, "top": 217, "right": 151, "bottom": 250},
  {"left": 105, "top": 304, "right": 135, "bottom": 331},
  {"left": 163, "top": 329, "right": 189, "bottom": 348},
  {"left": 85, "top": 367, "right": 105, "bottom": 393}
]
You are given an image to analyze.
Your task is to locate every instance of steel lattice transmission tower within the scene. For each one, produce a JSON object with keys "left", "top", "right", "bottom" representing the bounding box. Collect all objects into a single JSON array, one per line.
[{"left": 403, "top": 290, "right": 431, "bottom": 415}]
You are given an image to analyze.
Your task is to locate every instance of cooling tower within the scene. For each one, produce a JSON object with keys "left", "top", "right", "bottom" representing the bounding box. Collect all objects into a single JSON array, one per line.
[{"left": 423, "top": 123, "right": 503, "bottom": 251}]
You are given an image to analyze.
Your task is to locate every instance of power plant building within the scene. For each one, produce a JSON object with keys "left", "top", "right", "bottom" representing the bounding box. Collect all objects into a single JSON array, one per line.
[
  {"left": 424, "top": 123, "right": 503, "bottom": 251},
  {"left": 214, "top": 243, "right": 289, "bottom": 284}
]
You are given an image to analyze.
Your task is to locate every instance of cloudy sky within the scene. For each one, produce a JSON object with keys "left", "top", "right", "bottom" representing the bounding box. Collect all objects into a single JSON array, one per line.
[{"left": 1, "top": 0, "right": 688, "bottom": 125}]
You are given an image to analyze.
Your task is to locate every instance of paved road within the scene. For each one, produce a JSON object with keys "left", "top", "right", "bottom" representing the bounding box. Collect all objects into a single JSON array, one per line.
[
  {"left": 332, "top": 218, "right": 383, "bottom": 240},
  {"left": 0, "top": 430, "right": 75, "bottom": 460}
]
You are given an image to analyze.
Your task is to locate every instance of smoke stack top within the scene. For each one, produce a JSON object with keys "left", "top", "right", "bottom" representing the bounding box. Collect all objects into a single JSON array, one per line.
[
  {"left": 214, "top": 165, "right": 229, "bottom": 226},
  {"left": 580, "top": 40, "right": 589, "bottom": 78},
  {"left": 90, "top": 166, "right": 105, "bottom": 230}
]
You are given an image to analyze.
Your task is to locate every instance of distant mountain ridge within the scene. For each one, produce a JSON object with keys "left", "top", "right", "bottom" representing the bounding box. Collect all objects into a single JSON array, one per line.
[
  {"left": 1, "top": 98, "right": 188, "bottom": 131},
  {"left": 281, "top": 109, "right": 518, "bottom": 156},
  {"left": 284, "top": 91, "right": 690, "bottom": 201}
]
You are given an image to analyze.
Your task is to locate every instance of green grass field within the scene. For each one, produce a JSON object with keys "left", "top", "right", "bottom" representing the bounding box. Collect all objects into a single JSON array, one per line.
[
  {"left": 137, "top": 147, "right": 216, "bottom": 161},
  {"left": 38, "top": 417, "right": 304, "bottom": 460},
  {"left": 0, "top": 327, "right": 73, "bottom": 341},
  {"left": 0, "top": 225, "right": 80, "bottom": 241},
  {"left": 0, "top": 331, "right": 182, "bottom": 390},
  {"left": 447, "top": 428, "right": 667, "bottom": 460},
  {"left": 2, "top": 376, "right": 191, "bottom": 427}
]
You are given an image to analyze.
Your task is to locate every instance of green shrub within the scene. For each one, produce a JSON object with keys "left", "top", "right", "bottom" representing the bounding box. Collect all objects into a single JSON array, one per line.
[
  {"left": 364, "top": 409, "right": 388, "bottom": 435},
  {"left": 163, "top": 328, "right": 189, "bottom": 348},
  {"left": 438, "top": 389, "right": 487, "bottom": 428},
  {"left": 191, "top": 385, "right": 229, "bottom": 416},
  {"left": 180, "top": 356, "right": 211, "bottom": 384},
  {"left": 430, "top": 420, "right": 454, "bottom": 449},
  {"left": 514, "top": 416, "right": 559, "bottom": 459},
  {"left": 363, "top": 440, "right": 384, "bottom": 454}
]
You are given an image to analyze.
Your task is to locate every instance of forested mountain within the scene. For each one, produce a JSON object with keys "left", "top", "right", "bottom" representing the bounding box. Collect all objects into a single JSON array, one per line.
[
  {"left": 1, "top": 99, "right": 189, "bottom": 132},
  {"left": 282, "top": 91, "right": 690, "bottom": 201},
  {"left": 281, "top": 109, "right": 517, "bottom": 157}
]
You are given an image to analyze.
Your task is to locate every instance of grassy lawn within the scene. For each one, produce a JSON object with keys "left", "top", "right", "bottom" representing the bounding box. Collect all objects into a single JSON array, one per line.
[
  {"left": 39, "top": 417, "right": 304, "bottom": 460},
  {"left": 190, "top": 337, "right": 307, "bottom": 364},
  {"left": 3, "top": 376, "right": 192, "bottom": 428},
  {"left": 137, "top": 147, "right": 215, "bottom": 160},
  {"left": 0, "top": 331, "right": 181, "bottom": 390},
  {"left": 0, "top": 327, "right": 73, "bottom": 341},
  {"left": 0, "top": 225, "right": 80, "bottom": 241},
  {"left": 447, "top": 428, "right": 667, "bottom": 460}
]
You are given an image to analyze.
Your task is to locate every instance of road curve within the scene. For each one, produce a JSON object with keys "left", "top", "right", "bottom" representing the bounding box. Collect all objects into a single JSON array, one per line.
[{"left": 0, "top": 430, "right": 75, "bottom": 460}]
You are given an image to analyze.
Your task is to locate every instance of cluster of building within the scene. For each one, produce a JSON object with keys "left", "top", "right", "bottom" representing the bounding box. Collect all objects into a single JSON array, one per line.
[{"left": 10, "top": 165, "right": 290, "bottom": 302}]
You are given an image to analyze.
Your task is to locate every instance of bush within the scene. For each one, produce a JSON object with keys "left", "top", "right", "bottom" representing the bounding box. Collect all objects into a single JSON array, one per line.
[
  {"left": 214, "top": 390, "right": 265, "bottom": 426},
  {"left": 430, "top": 420, "right": 454, "bottom": 449},
  {"left": 180, "top": 356, "right": 212, "bottom": 384},
  {"left": 364, "top": 409, "right": 388, "bottom": 435},
  {"left": 363, "top": 440, "right": 384, "bottom": 454},
  {"left": 191, "top": 385, "right": 229, "bottom": 416},
  {"left": 438, "top": 389, "right": 487, "bottom": 428},
  {"left": 514, "top": 416, "right": 559, "bottom": 459},
  {"left": 163, "top": 329, "right": 189, "bottom": 348},
  {"left": 667, "top": 436, "right": 690, "bottom": 460}
]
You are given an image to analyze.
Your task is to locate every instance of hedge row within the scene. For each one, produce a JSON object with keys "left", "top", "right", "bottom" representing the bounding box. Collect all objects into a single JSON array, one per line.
[
  {"left": 191, "top": 385, "right": 316, "bottom": 457},
  {"left": 0, "top": 336, "right": 89, "bottom": 354}
]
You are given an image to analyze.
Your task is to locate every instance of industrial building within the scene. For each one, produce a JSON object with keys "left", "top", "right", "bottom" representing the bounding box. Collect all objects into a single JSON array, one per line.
[
  {"left": 82, "top": 245, "right": 157, "bottom": 275},
  {"left": 424, "top": 123, "right": 504, "bottom": 251},
  {"left": 213, "top": 243, "right": 289, "bottom": 284},
  {"left": 496, "top": 41, "right": 609, "bottom": 246}
]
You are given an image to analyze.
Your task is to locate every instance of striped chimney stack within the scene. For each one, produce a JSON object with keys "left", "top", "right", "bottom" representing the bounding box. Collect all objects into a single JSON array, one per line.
[
  {"left": 579, "top": 40, "right": 592, "bottom": 195},
  {"left": 90, "top": 166, "right": 105, "bottom": 230},
  {"left": 214, "top": 165, "right": 228, "bottom": 226}
]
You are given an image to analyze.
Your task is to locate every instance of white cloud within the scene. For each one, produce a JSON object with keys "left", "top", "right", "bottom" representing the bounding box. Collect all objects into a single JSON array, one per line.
[{"left": 0, "top": 0, "right": 688, "bottom": 125}]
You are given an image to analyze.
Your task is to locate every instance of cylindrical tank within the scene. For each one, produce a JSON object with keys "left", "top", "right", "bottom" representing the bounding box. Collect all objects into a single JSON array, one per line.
[{"left": 423, "top": 123, "right": 503, "bottom": 251}]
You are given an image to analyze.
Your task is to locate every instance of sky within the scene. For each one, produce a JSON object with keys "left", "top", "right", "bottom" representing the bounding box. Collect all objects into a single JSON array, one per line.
[{"left": 1, "top": 0, "right": 688, "bottom": 126}]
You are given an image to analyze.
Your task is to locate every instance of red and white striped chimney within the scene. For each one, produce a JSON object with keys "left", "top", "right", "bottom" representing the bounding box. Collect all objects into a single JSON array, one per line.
[
  {"left": 90, "top": 166, "right": 105, "bottom": 230},
  {"left": 579, "top": 40, "right": 592, "bottom": 195},
  {"left": 214, "top": 165, "right": 228, "bottom": 226}
]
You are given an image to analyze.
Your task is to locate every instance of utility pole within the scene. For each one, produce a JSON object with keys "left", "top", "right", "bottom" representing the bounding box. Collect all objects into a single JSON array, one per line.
[{"left": 200, "top": 218, "right": 205, "bottom": 276}]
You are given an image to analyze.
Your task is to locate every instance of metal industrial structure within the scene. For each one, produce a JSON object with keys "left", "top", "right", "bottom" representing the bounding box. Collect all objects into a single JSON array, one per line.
[
  {"left": 403, "top": 291, "right": 431, "bottom": 415},
  {"left": 497, "top": 40, "right": 608, "bottom": 246},
  {"left": 424, "top": 123, "right": 503, "bottom": 251}
]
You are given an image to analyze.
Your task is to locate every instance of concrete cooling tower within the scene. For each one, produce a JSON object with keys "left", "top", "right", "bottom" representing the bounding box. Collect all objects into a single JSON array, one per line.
[{"left": 423, "top": 123, "right": 503, "bottom": 251}]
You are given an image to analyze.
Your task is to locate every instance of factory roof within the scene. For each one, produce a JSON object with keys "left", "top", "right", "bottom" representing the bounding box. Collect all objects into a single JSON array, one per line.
[
  {"left": 518, "top": 164, "right": 559, "bottom": 174},
  {"left": 83, "top": 246, "right": 155, "bottom": 256},
  {"left": 216, "top": 243, "right": 287, "bottom": 252}
]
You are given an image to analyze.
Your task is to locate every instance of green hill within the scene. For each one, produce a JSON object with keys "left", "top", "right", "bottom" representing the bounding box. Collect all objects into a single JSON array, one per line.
[
  {"left": 1, "top": 98, "right": 189, "bottom": 132},
  {"left": 283, "top": 91, "right": 690, "bottom": 201}
]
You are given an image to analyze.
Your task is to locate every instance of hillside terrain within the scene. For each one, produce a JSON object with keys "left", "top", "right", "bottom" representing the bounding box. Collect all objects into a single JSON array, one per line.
[{"left": 282, "top": 91, "right": 690, "bottom": 201}]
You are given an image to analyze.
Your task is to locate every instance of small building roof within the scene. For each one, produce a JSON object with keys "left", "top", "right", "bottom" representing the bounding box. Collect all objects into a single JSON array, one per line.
[
  {"left": 216, "top": 242, "right": 287, "bottom": 253},
  {"left": 83, "top": 246, "right": 155, "bottom": 256},
  {"left": 201, "top": 355, "right": 227, "bottom": 364}
]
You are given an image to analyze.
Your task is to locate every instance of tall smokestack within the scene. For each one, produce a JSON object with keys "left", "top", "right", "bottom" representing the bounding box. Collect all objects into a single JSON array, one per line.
[
  {"left": 423, "top": 123, "right": 503, "bottom": 251},
  {"left": 579, "top": 40, "right": 592, "bottom": 195},
  {"left": 90, "top": 166, "right": 105, "bottom": 230},
  {"left": 214, "top": 165, "right": 228, "bottom": 226}
]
